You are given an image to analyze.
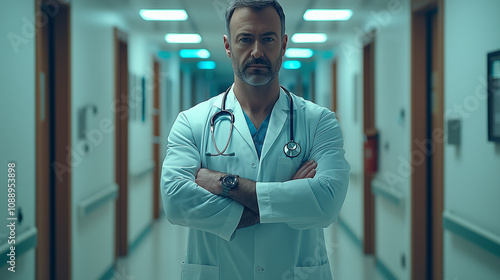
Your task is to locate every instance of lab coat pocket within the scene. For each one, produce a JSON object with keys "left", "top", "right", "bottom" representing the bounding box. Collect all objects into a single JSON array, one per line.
[
  {"left": 275, "top": 156, "right": 302, "bottom": 182},
  {"left": 293, "top": 262, "right": 332, "bottom": 280},
  {"left": 181, "top": 262, "right": 219, "bottom": 280}
]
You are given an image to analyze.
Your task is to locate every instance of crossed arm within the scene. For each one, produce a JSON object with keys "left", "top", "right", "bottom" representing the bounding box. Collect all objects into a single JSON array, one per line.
[
  {"left": 163, "top": 109, "right": 349, "bottom": 240},
  {"left": 195, "top": 161, "right": 318, "bottom": 229}
]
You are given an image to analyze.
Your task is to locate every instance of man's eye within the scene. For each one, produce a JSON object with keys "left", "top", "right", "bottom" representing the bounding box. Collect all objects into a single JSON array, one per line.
[
  {"left": 240, "top": 38, "right": 251, "bottom": 43},
  {"left": 263, "top": 37, "right": 275, "bottom": 42}
]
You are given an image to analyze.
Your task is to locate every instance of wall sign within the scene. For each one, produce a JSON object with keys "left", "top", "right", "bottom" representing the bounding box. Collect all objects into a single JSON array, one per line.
[{"left": 488, "top": 50, "right": 500, "bottom": 142}]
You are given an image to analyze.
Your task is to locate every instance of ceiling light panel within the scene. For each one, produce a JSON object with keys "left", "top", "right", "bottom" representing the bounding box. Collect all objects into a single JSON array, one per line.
[
  {"left": 165, "top": 34, "right": 202, "bottom": 44},
  {"left": 197, "top": 61, "right": 216, "bottom": 69},
  {"left": 179, "top": 49, "right": 210, "bottom": 59},
  {"left": 283, "top": 61, "right": 302, "bottom": 70},
  {"left": 291, "top": 33, "right": 327, "bottom": 43},
  {"left": 140, "top": 9, "right": 188, "bottom": 21},
  {"left": 303, "top": 9, "right": 353, "bottom": 21},
  {"left": 285, "top": 48, "right": 314, "bottom": 58}
]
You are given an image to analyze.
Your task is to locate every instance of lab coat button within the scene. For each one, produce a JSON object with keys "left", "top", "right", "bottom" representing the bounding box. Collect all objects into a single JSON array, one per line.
[
  {"left": 256, "top": 267, "right": 264, "bottom": 273},
  {"left": 250, "top": 162, "right": 257, "bottom": 168}
]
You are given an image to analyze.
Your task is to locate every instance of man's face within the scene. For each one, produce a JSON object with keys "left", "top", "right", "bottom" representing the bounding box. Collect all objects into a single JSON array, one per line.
[{"left": 224, "top": 7, "right": 288, "bottom": 86}]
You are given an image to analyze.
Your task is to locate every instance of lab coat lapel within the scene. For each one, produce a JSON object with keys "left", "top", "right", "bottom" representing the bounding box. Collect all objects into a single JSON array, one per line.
[
  {"left": 223, "top": 88, "right": 258, "bottom": 156},
  {"left": 260, "top": 90, "right": 289, "bottom": 161}
]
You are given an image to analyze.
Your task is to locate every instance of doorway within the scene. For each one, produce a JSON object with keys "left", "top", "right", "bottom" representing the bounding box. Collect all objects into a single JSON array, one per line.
[
  {"left": 363, "top": 41, "right": 376, "bottom": 255},
  {"left": 35, "top": 0, "right": 72, "bottom": 279},
  {"left": 114, "top": 28, "right": 129, "bottom": 257},
  {"left": 332, "top": 60, "right": 338, "bottom": 113},
  {"left": 411, "top": 0, "right": 444, "bottom": 279},
  {"left": 153, "top": 59, "right": 161, "bottom": 220}
]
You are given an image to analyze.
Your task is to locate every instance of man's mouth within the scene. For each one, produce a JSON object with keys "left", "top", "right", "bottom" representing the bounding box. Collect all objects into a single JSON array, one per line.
[{"left": 247, "top": 64, "right": 268, "bottom": 69}]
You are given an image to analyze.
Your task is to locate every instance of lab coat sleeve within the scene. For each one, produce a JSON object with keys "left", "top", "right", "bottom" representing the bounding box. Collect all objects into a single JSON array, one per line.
[
  {"left": 256, "top": 110, "right": 350, "bottom": 230},
  {"left": 161, "top": 112, "right": 244, "bottom": 241}
]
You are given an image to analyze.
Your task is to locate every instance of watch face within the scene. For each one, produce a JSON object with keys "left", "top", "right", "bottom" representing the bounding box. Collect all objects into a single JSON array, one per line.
[{"left": 223, "top": 175, "right": 237, "bottom": 186}]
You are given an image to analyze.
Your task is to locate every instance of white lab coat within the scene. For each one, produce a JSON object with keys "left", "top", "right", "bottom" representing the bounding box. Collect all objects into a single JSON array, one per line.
[{"left": 162, "top": 86, "right": 350, "bottom": 280}]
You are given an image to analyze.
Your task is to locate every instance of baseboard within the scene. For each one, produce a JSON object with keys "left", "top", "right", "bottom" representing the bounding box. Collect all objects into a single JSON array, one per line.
[
  {"left": 128, "top": 223, "right": 153, "bottom": 255},
  {"left": 376, "top": 258, "right": 398, "bottom": 280},
  {"left": 98, "top": 263, "right": 115, "bottom": 280},
  {"left": 338, "top": 219, "right": 363, "bottom": 249}
]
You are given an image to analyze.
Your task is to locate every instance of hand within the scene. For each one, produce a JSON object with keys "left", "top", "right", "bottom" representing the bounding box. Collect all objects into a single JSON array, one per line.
[
  {"left": 292, "top": 160, "right": 317, "bottom": 180},
  {"left": 195, "top": 168, "right": 224, "bottom": 195}
]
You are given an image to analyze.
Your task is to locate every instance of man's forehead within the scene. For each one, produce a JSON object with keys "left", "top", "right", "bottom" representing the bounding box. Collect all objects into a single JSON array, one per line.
[{"left": 229, "top": 6, "right": 281, "bottom": 34}]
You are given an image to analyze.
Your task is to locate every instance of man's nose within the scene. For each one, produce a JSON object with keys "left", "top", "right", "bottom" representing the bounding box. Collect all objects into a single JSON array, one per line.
[{"left": 251, "top": 41, "right": 264, "bottom": 58}]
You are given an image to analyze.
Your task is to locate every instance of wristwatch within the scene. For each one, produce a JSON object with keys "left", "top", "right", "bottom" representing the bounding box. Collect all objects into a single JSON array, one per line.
[{"left": 219, "top": 174, "right": 239, "bottom": 197}]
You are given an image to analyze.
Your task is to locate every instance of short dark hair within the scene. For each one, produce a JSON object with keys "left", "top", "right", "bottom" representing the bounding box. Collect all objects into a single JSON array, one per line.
[{"left": 225, "top": 0, "right": 286, "bottom": 38}]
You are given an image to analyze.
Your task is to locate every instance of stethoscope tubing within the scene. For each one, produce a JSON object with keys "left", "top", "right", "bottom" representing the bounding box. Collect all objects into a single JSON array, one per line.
[{"left": 207, "top": 85, "right": 300, "bottom": 158}]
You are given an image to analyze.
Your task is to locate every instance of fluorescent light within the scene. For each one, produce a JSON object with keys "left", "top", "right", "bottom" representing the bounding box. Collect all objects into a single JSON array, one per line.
[
  {"left": 140, "top": 9, "right": 188, "bottom": 21},
  {"left": 197, "top": 61, "right": 216, "bottom": 69},
  {"left": 283, "top": 61, "right": 302, "bottom": 70},
  {"left": 285, "top": 48, "right": 314, "bottom": 58},
  {"left": 291, "top": 33, "right": 327, "bottom": 43},
  {"left": 303, "top": 9, "right": 352, "bottom": 21},
  {"left": 165, "top": 34, "right": 202, "bottom": 44},
  {"left": 179, "top": 49, "right": 210, "bottom": 58}
]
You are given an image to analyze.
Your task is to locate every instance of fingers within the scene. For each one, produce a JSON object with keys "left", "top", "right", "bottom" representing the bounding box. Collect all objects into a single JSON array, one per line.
[
  {"left": 293, "top": 161, "right": 315, "bottom": 179},
  {"left": 304, "top": 168, "right": 316, "bottom": 179},
  {"left": 292, "top": 161, "right": 317, "bottom": 180}
]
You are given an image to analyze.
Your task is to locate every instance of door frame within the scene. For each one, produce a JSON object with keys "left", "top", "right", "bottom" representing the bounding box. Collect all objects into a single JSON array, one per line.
[
  {"left": 153, "top": 59, "right": 161, "bottom": 220},
  {"left": 332, "top": 60, "right": 338, "bottom": 113},
  {"left": 36, "top": 0, "right": 72, "bottom": 279},
  {"left": 410, "top": 0, "right": 444, "bottom": 279},
  {"left": 114, "top": 27, "right": 129, "bottom": 257},
  {"left": 363, "top": 40, "right": 376, "bottom": 255}
]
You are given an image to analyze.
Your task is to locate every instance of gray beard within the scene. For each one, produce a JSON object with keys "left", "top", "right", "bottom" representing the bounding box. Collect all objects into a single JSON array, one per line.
[
  {"left": 235, "top": 67, "right": 278, "bottom": 86},
  {"left": 232, "top": 54, "right": 283, "bottom": 86}
]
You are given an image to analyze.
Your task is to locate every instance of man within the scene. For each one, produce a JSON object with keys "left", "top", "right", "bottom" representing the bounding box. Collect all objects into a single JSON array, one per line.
[{"left": 161, "top": 0, "right": 350, "bottom": 279}]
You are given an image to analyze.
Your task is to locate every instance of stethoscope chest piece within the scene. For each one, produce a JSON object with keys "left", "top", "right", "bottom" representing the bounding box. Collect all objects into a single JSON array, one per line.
[{"left": 284, "top": 140, "right": 301, "bottom": 158}]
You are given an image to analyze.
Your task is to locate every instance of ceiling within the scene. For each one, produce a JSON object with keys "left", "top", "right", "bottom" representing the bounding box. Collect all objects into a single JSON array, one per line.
[{"left": 109, "top": 0, "right": 389, "bottom": 74}]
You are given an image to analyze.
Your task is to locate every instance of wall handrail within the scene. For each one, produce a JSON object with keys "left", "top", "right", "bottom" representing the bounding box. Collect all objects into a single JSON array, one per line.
[
  {"left": 78, "top": 183, "right": 118, "bottom": 217},
  {"left": 371, "top": 178, "right": 405, "bottom": 206},
  {"left": 129, "top": 160, "right": 155, "bottom": 178},
  {"left": 442, "top": 210, "right": 500, "bottom": 258},
  {"left": 0, "top": 227, "right": 37, "bottom": 266}
]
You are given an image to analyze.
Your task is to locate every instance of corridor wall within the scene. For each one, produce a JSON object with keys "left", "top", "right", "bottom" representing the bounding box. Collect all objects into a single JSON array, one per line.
[
  {"left": 443, "top": 0, "right": 500, "bottom": 278},
  {"left": 71, "top": 0, "right": 127, "bottom": 279},
  {"left": 336, "top": 50, "right": 365, "bottom": 246},
  {"left": 334, "top": 1, "right": 412, "bottom": 279},
  {"left": 372, "top": 2, "right": 411, "bottom": 279},
  {"left": 127, "top": 31, "right": 157, "bottom": 254},
  {"left": 71, "top": 0, "right": 166, "bottom": 279},
  {"left": 0, "top": 2, "right": 36, "bottom": 279}
]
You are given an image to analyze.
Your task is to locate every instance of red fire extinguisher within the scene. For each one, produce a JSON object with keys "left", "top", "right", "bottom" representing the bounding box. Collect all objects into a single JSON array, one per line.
[{"left": 364, "top": 130, "right": 378, "bottom": 174}]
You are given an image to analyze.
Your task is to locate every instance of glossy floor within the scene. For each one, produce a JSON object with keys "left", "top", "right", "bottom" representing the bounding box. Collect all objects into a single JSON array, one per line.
[{"left": 114, "top": 217, "right": 386, "bottom": 280}]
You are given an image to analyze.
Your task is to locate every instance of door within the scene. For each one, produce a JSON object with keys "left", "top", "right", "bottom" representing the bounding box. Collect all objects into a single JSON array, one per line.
[
  {"left": 153, "top": 59, "right": 161, "bottom": 220},
  {"left": 36, "top": 0, "right": 72, "bottom": 279},
  {"left": 363, "top": 41, "right": 376, "bottom": 255},
  {"left": 411, "top": 0, "right": 444, "bottom": 279},
  {"left": 114, "top": 28, "right": 129, "bottom": 257},
  {"left": 332, "top": 60, "right": 338, "bottom": 113}
]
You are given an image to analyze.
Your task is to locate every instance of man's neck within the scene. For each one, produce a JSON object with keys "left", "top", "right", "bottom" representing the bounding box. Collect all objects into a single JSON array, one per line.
[{"left": 233, "top": 77, "right": 280, "bottom": 120}]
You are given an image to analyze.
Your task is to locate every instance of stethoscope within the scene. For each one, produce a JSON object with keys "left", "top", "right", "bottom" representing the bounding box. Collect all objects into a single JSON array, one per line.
[{"left": 205, "top": 85, "right": 301, "bottom": 158}]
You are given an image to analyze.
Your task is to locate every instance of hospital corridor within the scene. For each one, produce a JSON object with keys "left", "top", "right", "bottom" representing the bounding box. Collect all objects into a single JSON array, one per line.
[{"left": 1, "top": 0, "right": 500, "bottom": 279}]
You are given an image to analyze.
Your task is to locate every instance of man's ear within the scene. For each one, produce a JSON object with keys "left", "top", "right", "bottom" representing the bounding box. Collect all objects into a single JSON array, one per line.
[
  {"left": 281, "top": 34, "right": 288, "bottom": 58},
  {"left": 223, "top": 35, "right": 231, "bottom": 58}
]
